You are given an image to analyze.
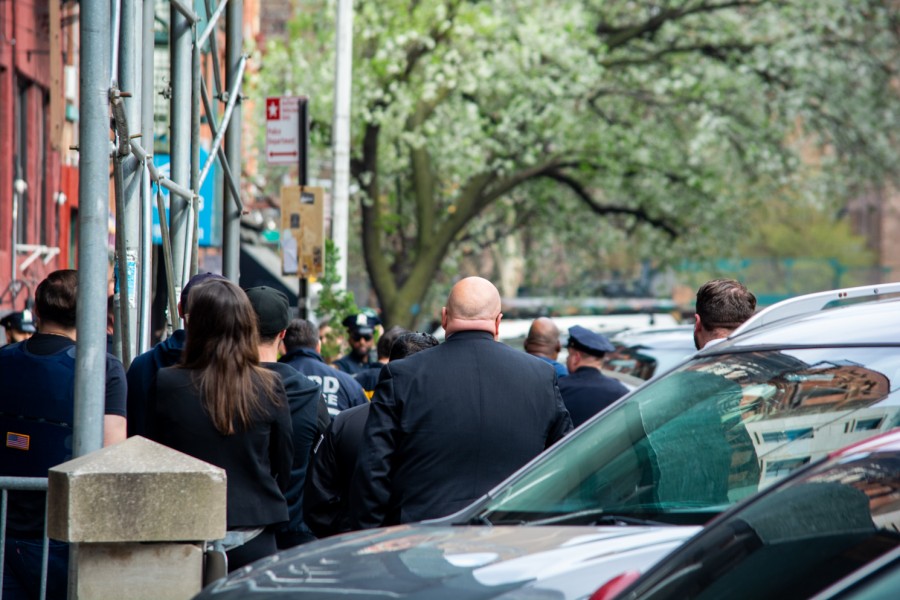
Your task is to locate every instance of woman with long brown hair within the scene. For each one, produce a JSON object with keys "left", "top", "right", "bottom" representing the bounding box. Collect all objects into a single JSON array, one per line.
[{"left": 148, "top": 278, "right": 293, "bottom": 571}]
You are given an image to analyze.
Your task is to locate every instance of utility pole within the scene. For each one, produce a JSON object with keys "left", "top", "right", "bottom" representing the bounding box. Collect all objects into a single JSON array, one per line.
[{"left": 332, "top": 0, "right": 353, "bottom": 290}]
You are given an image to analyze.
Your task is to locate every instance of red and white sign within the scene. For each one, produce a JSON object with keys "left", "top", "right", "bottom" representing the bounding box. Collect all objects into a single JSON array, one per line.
[{"left": 266, "top": 96, "right": 302, "bottom": 165}]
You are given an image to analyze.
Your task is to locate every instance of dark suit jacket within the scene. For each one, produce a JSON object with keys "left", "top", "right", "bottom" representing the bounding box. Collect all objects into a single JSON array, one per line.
[
  {"left": 349, "top": 330, "right": 573, "bottom": 529},
  {"left": 304, "top": 403, "right": 369, "bottom": 538},
  {"left": 149, "top": 367, "right": 293, "bottom": 529}
]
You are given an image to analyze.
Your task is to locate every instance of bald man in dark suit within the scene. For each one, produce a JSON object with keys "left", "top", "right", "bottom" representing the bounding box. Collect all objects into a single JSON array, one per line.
[{"left": 349, "top": 277, "right": 573, "bottom": 529}]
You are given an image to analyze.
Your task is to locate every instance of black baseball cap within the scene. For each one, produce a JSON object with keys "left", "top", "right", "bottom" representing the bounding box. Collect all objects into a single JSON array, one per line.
[{"left": 245, "top": 286, "right": 291, "bottom": 337}]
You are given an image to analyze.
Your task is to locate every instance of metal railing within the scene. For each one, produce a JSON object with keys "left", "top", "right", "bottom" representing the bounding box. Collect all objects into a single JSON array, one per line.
[{"left": 0, "top": 478, "right": 51, "bottom": 600}]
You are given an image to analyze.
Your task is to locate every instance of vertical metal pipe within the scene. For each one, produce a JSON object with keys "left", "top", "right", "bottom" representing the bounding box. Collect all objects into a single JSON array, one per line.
[
  {"left": 140, "top": 164, "right": 153, "bottom": 350},
  {"left": 118, "top": 0, "right": 141, "bottom": 368},
  {"left": 299, "top": 97, "right": 309, "bottom": 186},
  {"left": 332, "top": 0, "right": 354, "bottom": 290},
  {"left": 170, "top": 0, "right": 193, "bottom": 304},
  {"left": 138, "top": 0, "right": 155, "bottom": 353},
  {"left": 75, "top": 0, "right": 110, "bottom": 457},
  {"left": 222, "top": 0, "right": 243, "bottom": 282},
  {"left": 190, "top": 29, "right": 202, "bottom": 277},
  {"left": 298, "top": 97, "right": 309, "bottom": 318}
]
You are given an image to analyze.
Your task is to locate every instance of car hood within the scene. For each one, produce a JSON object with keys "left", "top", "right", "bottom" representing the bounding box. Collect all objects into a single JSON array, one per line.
[{"left": 196, "top": 524, "right": 699, "bottom": 599}]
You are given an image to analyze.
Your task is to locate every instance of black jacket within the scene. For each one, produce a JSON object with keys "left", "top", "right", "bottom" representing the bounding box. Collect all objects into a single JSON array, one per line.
[
  {"left": 349, "top": 330, "right": 572, "bottom": 529},
  {"left": 280, "top": 347, "right": 368, "bottom": 416},
  {"left": 262, "top": 362, "right": 322, "bottom": 543},
  {"left": 149, "top": 367, "right": 293, "bottom": 529}
]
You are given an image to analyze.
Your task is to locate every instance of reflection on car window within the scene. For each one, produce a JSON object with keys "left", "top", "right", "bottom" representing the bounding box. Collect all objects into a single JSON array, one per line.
[
  {"left": 477, "top": 348, "right": 900, "bottom": 526},
  {"left": 622, "top": 452, "right": 900, "bottom": 600}
]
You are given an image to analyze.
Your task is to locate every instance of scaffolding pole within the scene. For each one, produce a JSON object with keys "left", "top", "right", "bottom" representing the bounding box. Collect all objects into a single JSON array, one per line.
[
  {"left": 114, "top": 0, "right": 142, "bottom": 369},
  {"left": 169, "top": 0, "right": 194, "bottom": 309},
  {"left": 138, "top": 0, "right": 155, "bottom": 353},
  {"left": 222, "top": 0, "right": 243, "bottom": 282},
  {"left": 74, "top": 0, "right": 111, "bottom": 457}
]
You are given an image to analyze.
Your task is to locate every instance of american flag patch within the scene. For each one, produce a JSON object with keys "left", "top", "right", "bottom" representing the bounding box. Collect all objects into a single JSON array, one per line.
[{"left": 6, "top": 432, "right": 30, "bottom": 451}]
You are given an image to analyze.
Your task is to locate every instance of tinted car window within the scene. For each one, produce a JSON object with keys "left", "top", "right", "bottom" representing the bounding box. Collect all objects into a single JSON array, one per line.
[
  {"left": 619, "top": 448, "right": 900, "bottom": 600},
  {"left": 473, "top": 347, "right": 900, "bottom": 526}
]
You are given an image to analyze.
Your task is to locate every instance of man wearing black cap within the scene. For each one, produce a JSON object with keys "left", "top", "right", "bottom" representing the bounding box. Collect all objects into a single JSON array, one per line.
[
  {"left": 126, "top": 271, "right": 225, "bottom": 437},
  {"left": 1, "top": 309, "right": 36, "bottom": 345},
  {"left": 558, "top": 325, "right": 629, "bottom": 427},
  {"left": 333, "top": 313, "right": 380, "bottom": 375},
  {"left": 245, "top": 286, "right": 327, "bottom": 548}
]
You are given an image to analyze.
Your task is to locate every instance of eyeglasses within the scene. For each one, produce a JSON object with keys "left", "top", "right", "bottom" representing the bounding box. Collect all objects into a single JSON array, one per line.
[{"left": 351, "top": 333, "right": 373, "bottom": 342}]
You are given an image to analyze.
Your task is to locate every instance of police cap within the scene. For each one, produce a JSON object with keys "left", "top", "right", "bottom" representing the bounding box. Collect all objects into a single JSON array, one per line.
[
  {"left": 1, "top": 309, "right": 36, "bottom": 333},
  {"left": 342, "top": 313, "right": 381, "bottom": 338},
  {"left": 566, "top": 325, "right": 615, "bottom": 356}
]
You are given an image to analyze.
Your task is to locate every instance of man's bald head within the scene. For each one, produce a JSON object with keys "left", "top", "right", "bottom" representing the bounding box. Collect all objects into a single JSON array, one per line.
[
  {"left": 441, "top": 277, "right": 502, "bottom": 337},
  {"left": 525, "top": 317, "right": 562, "bottom": 359}
]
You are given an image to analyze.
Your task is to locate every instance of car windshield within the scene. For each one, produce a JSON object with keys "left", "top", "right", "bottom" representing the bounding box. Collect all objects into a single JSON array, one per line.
[{"left": 472, "top": 346, "right": 900, "bottom": 526}]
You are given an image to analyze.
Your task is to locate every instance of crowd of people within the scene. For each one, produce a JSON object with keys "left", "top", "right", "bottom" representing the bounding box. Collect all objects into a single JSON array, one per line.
[{"left": 0, "top": 269, "right": 756, "bottom": 599}]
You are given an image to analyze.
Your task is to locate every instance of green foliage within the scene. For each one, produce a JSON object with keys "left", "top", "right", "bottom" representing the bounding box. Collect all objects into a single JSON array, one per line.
[
  {"left": 315, "top": 239, "right": 359, "bottom": 361},
  {"left": 252, "top": 0, "right": 900, "bottom": 325}
]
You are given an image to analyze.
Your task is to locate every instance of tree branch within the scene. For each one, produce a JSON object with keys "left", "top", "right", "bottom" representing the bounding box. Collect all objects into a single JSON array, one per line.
[
  {"left": 598, "top": 0, "right": 773, "bottom": 50},
  {"left": 542, "top": 169, "right": 680, "bottom": 239}
]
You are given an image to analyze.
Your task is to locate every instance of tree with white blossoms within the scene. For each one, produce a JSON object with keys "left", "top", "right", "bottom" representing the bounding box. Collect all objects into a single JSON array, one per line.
[{"left": 254, "top": 0, "right": 900, "bottom": 328}]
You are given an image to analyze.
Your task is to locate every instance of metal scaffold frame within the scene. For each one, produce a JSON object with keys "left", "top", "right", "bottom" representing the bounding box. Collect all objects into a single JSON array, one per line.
[{"left": 77, "top": 0, "right": 246, "bottom": 454}]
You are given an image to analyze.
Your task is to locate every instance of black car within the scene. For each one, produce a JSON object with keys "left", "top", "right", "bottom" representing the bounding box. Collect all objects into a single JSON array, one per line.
[
  {"left": 195, "top": 292, "right": 900, "bottom": 599},
  {"left": 595, "top": 429, "right": 900, "bottom": 600}
]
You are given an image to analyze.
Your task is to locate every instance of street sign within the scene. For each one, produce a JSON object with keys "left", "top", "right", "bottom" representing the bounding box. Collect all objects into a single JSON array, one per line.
[
  {"left": 266, "top": 96, "right": 303, "bottom": 165},
  {"left": 281, "top": 185, "right": 325, "bottom": 277}
]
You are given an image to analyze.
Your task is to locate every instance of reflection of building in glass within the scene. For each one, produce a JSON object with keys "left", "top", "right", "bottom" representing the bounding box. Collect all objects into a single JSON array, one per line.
[
  {"left": 695, "top": 351, "right": 897, "bottom": 488},
  {"left": 742, "top": 359, "right": 894, "bottom": 485}
]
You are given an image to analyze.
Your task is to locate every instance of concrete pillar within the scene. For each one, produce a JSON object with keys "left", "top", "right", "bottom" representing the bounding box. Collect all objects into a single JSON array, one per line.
[{"left": 47, "top": 436, "right": 227, "bottom": 600}]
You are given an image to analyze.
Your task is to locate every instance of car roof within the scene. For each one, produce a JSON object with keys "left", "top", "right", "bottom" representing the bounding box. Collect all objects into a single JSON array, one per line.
[
  {"left": 611, "top": 325, "right": 694, "bottom": 349},
  {"left": 715, "top": 297, "right": 900, "bottom": 350}
]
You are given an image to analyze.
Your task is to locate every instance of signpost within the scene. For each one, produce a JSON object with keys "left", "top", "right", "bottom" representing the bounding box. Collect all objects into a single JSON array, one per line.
[
  {"left": 272, "top": 96, "right": 315, "bottom": 317},
  {"left": 265, "top": 96, "right": 304, "bottom": 165}
]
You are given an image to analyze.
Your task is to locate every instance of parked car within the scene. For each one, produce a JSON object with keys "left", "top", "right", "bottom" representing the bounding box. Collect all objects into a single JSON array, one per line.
[
  {"left": 592, "top": 428, "right": 900, "bottom": 600},
  {"left": 194, "top": 288, "right": 900, "bottom": 600},
  {"left": 601, "top": 325, "right": 695, "bottom": 380}
]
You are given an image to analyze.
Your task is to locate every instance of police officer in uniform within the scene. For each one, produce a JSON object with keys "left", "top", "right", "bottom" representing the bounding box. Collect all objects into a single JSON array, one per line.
[
  {"left": 1, "top": 270, "right": 127, "bottom": 598},
  {"left": 1, "top": 309, "right": 36, "bottom": 345},
  {"left": 333, "top": 313, "right": 380, "bottom": 375},
  {"left": 558, "top": 325, "right": 629, "bottom": 428},
  {"left": 280, "top": 318, "right": 368, "bottom": 417},
  {"left": 354, "top": 326, "right": 406, "bottom": 399}
]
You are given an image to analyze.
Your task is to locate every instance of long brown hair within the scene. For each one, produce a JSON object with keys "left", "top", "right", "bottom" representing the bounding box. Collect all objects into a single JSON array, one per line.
[{"left": 180, "top": 279, "right": 282, "bottom": 434}]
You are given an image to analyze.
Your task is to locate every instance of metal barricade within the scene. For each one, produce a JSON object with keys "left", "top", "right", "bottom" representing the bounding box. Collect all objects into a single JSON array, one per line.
[{"left": 0, "top": 477, "right": 52, "bottom": 600}]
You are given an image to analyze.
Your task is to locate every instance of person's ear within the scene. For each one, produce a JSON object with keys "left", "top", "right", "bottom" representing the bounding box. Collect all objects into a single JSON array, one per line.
[
  {"left": 441, "top": 307, "right": 448, "bottom": 330},
  {"left": 493, "top": 313, "right": 502, "bottom": 340},
  {"left": 694, "top": 313, "right": 702, "bottom": 333}
]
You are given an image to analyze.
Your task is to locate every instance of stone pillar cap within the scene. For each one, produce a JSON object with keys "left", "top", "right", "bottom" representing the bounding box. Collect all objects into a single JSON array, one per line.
[{"left": 48, "top": 436, "right": 227, "bottom": 543}]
